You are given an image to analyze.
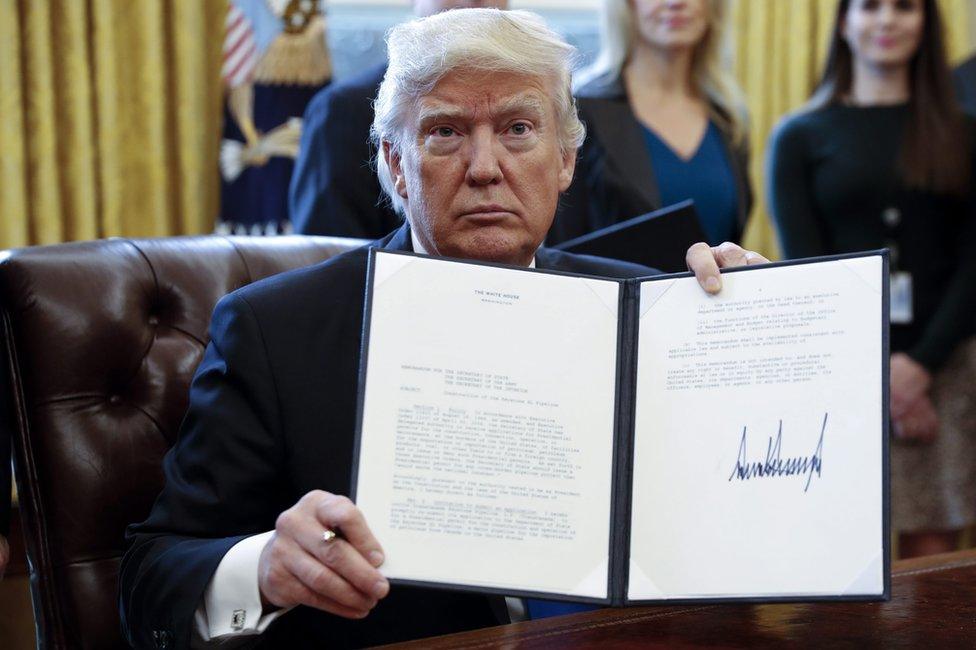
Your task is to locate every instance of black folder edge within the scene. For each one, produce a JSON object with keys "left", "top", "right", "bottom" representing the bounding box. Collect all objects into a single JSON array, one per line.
[
  {"left": 352, "top": 247, "right": 891, "bottom": 607},
  {"left": 609, "top": 281, "right": 639, "bottom": 606},
  {"left": 553, "top": 198, "right": 700, "bottom": 251}
]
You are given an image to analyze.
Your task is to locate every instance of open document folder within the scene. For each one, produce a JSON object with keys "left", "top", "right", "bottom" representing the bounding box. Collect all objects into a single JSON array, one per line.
[{"left": 352, "top": 249, "right": 889, "bottom": 606}]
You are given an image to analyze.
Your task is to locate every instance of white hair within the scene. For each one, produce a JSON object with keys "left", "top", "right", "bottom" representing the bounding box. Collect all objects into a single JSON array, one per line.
[{"left": 371, "top": 8, "right": 585, "bottom": 215}]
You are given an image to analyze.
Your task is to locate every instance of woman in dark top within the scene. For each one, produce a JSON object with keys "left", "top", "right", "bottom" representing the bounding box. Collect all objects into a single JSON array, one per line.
[
  {"left": 769, "top": 0, "right": 976, "bottom": 558},
  {"left": 550, "top": 0, "right": 752, "bottom": 246}
]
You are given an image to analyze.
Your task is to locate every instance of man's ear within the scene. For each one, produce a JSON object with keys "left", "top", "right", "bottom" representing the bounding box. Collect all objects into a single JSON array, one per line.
[
  {"left": 383, "top": 140, "right": 409, "bottom": 199},
  {"left": 558, "top": 147, "right": 577, "bottom": 193}
]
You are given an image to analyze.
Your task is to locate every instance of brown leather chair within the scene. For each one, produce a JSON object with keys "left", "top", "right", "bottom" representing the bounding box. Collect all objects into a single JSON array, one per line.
[{"left": 0, "top": 235, "right": 368, "bottom": 649}]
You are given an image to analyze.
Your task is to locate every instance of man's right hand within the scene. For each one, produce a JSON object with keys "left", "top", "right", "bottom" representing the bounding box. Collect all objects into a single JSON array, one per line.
[{"left": 258, "top": 490, "right": 389, "bottom": 619}]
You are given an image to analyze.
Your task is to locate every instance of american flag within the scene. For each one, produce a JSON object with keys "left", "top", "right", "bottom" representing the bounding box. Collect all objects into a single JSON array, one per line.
[{"left": 222, "top": 0, "right": 283, "bottom": 88}]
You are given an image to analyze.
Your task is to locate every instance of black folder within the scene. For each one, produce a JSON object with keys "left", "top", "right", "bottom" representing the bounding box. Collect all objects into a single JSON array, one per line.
[
  {"left": 351, "top": 248, "right": 891, "bottom": 607},
  {"left": 553, "top": 200, "right": 707, "bottom": 273}
]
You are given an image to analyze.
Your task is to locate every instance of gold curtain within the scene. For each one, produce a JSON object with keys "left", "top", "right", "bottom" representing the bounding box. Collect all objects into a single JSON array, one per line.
[
  {"left": 0, "top": 0, "right": 226, "bottom": 250},
  {"left": 734, "top": 0, "right": 974, "bottom": 260}
]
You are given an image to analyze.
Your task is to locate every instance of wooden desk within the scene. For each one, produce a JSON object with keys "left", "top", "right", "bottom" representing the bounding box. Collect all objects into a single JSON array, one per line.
[{"left": 388, "top": 549, "right": 976, "bottom": 648}]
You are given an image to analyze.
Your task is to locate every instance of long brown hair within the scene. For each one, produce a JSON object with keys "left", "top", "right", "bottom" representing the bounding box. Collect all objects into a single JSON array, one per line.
[{"left": 809, "top": 0, "right": 970, "bottom": 195}]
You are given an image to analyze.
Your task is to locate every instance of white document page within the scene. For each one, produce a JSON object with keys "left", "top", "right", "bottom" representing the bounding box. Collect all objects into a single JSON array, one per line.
[
  {"left": 628, "top": 256, "right": 884, "bottom": 600},
  {"left": 356, "top": 252, "right": 620, "bottom": 598}
]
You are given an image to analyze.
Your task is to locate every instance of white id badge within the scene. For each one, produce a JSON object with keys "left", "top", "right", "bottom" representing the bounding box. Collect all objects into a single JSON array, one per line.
[{"left": 890, "top": 272, "right": 913, "bottom": 324}]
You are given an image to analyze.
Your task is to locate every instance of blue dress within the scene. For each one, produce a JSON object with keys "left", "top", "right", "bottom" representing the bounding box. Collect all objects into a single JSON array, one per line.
[{"left": 642, "top": 120, "right": 739, "bottom": 246}]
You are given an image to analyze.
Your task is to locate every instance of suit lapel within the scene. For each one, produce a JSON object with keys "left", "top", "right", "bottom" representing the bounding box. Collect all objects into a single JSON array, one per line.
[
  {"left": 582, "top": 96, "right": 659, "bottom": 210},
  {"left": 535, "top": 248, "right": 559, "bottom": 272},
  {"left": 380, "top": 223, "right": 413, "bottom": 252}
]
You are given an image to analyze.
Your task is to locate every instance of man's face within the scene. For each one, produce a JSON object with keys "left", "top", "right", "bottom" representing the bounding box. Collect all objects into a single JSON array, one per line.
[
  {"left": 386, "top": 69, "right": 576, "bottom": 266},
  {"left": 412, "top": 1, "right": 508, "bottom": 17}
]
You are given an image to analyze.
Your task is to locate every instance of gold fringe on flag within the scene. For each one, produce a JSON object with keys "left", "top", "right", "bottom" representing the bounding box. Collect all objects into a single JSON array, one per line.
[{"left": 253, "top": 15, "right": 331, "bottom": 87}]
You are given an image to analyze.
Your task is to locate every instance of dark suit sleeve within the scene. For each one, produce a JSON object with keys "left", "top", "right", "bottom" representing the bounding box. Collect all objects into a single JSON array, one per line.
[
  {"left": 550, "top": 101, "right": 607, "bottom": 245},
  {"left": 767, "top": 116, "right": 829, "bottom": 259},
  {"left": 550, "top": 139, "right": 596, "bottom": 244},
  {"left": 120, "top": 292, "right": 289, "bottom": 649},
  {"left": 288, "top": 85, "right": 400, "bottom": 238}
]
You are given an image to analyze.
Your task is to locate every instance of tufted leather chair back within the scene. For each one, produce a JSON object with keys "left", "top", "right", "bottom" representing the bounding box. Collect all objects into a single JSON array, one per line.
[{"left": 0, "top": 235, "right": 368, "bottom": 649}]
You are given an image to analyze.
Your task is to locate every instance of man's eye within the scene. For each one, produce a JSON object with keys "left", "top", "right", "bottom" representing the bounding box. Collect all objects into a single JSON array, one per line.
[
  {"left": 433, "top": 126, "right": 455, "bottom": 137},
  {"left": 509, "top": 122, "right": 531, "bottom": 135}
]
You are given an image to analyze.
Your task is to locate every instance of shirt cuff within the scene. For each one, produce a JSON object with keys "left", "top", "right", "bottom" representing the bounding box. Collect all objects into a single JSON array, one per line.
[{"left": 194, "top": 531, "right": 291, "bottom": 642}]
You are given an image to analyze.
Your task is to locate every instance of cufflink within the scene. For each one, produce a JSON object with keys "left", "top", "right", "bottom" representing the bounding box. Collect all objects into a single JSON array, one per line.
[
  {"left": 231, "top": 609, "right": 247, "bottom": 631},
  {"left": 152, "top": 630, "right": 172, "bottom": 649}
]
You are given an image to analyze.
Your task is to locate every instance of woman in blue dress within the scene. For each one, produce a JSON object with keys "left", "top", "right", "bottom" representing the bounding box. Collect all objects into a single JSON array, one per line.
[{"left": 552, "top": 0, "right": 751, "bottom": 247}]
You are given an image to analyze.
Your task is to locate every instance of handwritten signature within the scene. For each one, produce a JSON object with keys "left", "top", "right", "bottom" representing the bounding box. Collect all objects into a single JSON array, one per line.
[{"left": 728, "top": 413, "right": 827, "bottom": 492}]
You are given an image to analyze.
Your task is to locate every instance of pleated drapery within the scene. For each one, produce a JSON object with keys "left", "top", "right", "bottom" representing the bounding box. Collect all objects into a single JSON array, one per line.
[
  {"left": 733, "top": 0, "right": 973, "bottom": 259},
  {"left": 1, "top": 1, "right": 972, "bottom": 252},
  {"left": 0, "top": 0, "right": 225, "bottom": 250}
]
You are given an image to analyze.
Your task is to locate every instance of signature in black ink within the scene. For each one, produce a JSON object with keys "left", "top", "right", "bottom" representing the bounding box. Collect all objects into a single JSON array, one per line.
[{"left": 728, "top": 413, "right": 827, "bottom": 492}]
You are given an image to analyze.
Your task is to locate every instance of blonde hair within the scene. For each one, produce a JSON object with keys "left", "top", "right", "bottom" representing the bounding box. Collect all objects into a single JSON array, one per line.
[
  {"left": 372, "top": 8, "right": 585, "bottom": 215},
  {"left": 576, "top": 0, "right": 746, "bottom": 143}
]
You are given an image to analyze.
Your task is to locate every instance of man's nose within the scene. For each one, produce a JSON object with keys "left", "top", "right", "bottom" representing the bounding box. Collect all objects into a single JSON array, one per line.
[{"left": 466, "top": 129, "right": 503, "bottom": 185}]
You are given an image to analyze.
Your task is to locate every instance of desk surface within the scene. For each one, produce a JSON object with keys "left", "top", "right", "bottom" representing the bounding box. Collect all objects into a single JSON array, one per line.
[{"left": 388, "top": 549, "right": 976, "bottom": 648}]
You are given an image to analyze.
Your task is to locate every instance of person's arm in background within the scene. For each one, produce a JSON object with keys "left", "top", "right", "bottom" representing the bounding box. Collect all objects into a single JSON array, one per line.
[
  {"left": 766, "top": 115, "right": 829, "bottom": 260},
  {"left": 288, "top": 85, "right": 400, "bottom": 238},
  {"left": 893, "top": 128, "right": 976, "bottom": 437}
]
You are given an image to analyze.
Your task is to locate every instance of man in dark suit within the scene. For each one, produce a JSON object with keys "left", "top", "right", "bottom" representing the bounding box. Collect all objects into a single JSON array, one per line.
[
  {"left": 121, "top": 9, "right": 767, "bottom": 649},
  {"left": 288, "top": 0, "right": 508, "bottom": 238}
]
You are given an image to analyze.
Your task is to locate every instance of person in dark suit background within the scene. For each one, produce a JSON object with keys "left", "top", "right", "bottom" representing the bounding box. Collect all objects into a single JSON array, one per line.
[
  {"left": 121, "top": 9, "right": 768, "bottom": 649},
  {"left": 551, "top": 0, "right": 751, "bottom": 246},
  {"left": 288, "top": 0, "right": 509, "bottom": 238}
]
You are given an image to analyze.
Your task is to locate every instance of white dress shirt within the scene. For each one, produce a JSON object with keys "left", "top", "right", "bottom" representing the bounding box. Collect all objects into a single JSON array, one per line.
[{"left": 192, "top": 531, "right": 289, "bottom": 646}]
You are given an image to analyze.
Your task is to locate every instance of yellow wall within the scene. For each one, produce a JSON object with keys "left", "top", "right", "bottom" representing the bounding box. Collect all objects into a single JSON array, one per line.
[
  {"left": 0, "top": 1, "right": 972, "bottom": 251},
  {"left": 0, "top": 0, "right": 225, "bottom": 249}
]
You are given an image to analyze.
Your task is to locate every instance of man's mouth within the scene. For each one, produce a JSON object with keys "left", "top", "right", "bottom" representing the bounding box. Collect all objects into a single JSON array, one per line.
[{"left": 459, "top": 206, "right": 516, "bottom": 222}]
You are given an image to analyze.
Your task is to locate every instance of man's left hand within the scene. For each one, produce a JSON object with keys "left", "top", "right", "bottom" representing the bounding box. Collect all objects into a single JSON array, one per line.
[{"left": 686, "top": 241, "right": 770, "bottom": 294}]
